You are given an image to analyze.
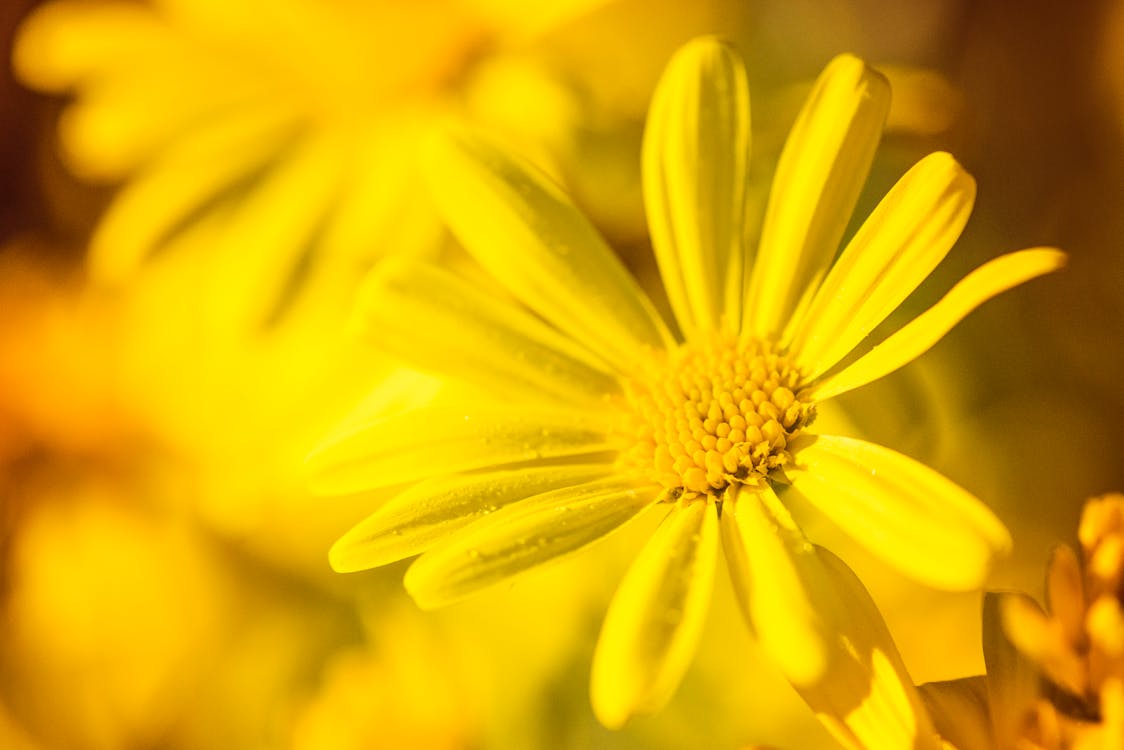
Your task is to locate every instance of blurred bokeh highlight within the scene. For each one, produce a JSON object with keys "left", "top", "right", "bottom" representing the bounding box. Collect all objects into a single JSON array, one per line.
[{"left": 1, "top": 0, "right": 1122, "bottom": 747}]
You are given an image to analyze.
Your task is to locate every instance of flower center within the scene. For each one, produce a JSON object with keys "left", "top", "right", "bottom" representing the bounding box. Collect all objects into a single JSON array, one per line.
[{"left": 620, "top": 333, "right": 815, "bottom": 499}]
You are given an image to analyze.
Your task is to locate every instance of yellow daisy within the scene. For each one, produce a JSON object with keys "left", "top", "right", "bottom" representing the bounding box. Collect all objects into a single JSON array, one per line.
[
  {"left": 12, "top": 0, "right": 600, "bottom": 329},
  {"left": 309, "top": 37, "right": 1065, "bottom": 733}
]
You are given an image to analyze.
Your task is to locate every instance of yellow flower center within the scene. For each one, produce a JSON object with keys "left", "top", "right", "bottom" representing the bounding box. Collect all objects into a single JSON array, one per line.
[{"left": 621, "top": 333, "right": 815, "bottom": 500}]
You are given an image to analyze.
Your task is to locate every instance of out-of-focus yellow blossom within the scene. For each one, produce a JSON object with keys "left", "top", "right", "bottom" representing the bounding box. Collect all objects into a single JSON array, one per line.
[
  {"left": 106, "top": 220, "right": 444, "bottom": 580},
  {"left": 12, "top": 0, "right": 613, "bottom": 331},
  {"left": 908, "top": 494, "right": 1124, "bottom": 750},
  {"left": 309, "top": 36, "right": 1063, "bottom": 740},
  {"left": 993, "top": 494, "right": 1124, "bottom": 749}
]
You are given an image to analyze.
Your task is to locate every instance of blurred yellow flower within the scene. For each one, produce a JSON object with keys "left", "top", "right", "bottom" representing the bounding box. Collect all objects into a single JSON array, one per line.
[
  {"left": 12, "top": 0, "right": 600, "bottom": 330},
  {"left": 997, "top": 494, "right": 1124, "bottom": 749},
  {"left": 308, "top": 36, "right": 1064, "bottom": 736},
  {"left": 911, "top": 494, "right": 1124, "bottom": 750}
]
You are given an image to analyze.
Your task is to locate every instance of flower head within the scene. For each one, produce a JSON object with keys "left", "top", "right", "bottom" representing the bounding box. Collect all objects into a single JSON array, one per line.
[
  {"left": 12, "top": 0, "right": 586, "bottom": 330},
  {"left": 993, "top": 494, "right": 1124, "bottom": 749},
  {"left": 309, "top": 37, "right": 1064, "bottom": 734},
  {"left": 907, "top": 495, "right": 1124, "bottom": 750}
]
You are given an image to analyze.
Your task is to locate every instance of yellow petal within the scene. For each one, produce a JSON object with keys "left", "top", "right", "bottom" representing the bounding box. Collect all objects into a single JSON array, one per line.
[
  {"left": 306, "top": 405, "right": 617, "bottom": 495},
  {"left": 797, "top": 547, "right": 941, "bottom": 750},
  {"left": 329, "top": 463, "right": 614, "bottom": 572},
  {"left": 743, "top": 54, "right": 890, "bottom": 340},
  {"left": 1000, "top": 590, "right": 1087, "bottom": 697},
  {"left": 200, "top": 131, "right": 352, "bottom": 333},
  {"left": 810, "top": 248, "right": 1067, "bottom": 401},
  {"left": 1044, "top": 544, "right": 1086, "bottom": 648},
  {"left": 917, "top": 677, "right": 992, "bottom": 750},
  {"left": 787, "top": 433, "right": 1011, "bottom": 590},
  {"left": 14, "top": 1, "right": 163, "bottom": 91},
  {"left": 423, "top": 126, "right": 675, "bottom": 373},
  {"left": 591, "top": 501, "right": 718, "bottom": 728},
  {"left": 790, "top": 152, "right": 976, "bottom": 379},
  {"left": 984, "top": 593, "right": 1045, "bottom": 748},
  {"left": 643, "top": 37, "right": 750, "bottom": 335},
  {"left": 403, "top": 477, "right": 660, "bottom": 608},
  {"left": 720, "top": 486, "right": 829, "bottom": 685},
  {"left": 353, "top": 257, "right": 620, "bottom": 404},
  {"left": 89, "top": 100, "right": 303, "bottom": 282}
]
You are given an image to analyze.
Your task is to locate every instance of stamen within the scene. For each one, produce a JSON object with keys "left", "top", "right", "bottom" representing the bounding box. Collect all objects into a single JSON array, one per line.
[{"left": 620, "top": 333, "right": 815, "bottom": 500}]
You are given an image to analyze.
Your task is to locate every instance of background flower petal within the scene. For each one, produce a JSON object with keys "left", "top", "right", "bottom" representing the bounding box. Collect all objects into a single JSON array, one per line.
[
  {"left": 403, "top": 478, "right": 660, "bottom": 608},
  {"left": 87, "top": 100, "right": 304, "bottom": 283},
  {"left": 643, "top": 36, "right": 750, "bottom": 335},
  {"left": 590, "top": 501, "right": 718, "bottom": 728},
  {"left": 743, "top": 54, "right": 890, "bottom": 341},
  {"left": 787, "top": 433, "right": 1012, "bottom": 590}
]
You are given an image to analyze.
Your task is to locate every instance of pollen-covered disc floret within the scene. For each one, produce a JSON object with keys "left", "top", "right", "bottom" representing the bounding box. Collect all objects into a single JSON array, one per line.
[{"left": 620, "top": 333, "right": 815, "bottom": 499}]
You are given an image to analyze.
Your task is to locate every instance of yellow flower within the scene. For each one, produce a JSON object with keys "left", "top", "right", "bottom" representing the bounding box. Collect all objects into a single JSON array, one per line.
[
  {"left": 995, "top": 494, "right": 1124, "bottom": 749},
  {"left": 309, "top": 37, "right": 1064, "bottom": 734},
  {"left": 12, "top": 0, "right": 595, "bottom": 330},
  {"left": 911, "top": 494, "right": 1124, "bottom": 750}
]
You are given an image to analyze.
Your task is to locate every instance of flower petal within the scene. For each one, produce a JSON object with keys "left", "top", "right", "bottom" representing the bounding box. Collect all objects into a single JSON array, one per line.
[
  {"left": 743, "top": 54, "right": 890, "bottom": 340},
  {"left": 801, "top": 547, "right": 941, "bottom": 750},
  {"left": 722, "top": 489, "right": 939, "bottom": 749},
  {"left": 591, "top": 501, "right": 718, "bottom": 728},
  {"left": 985, "top": 593, "right": 1044, "bottom": 748},
  {"left": 720, "top": 485, "right": 829, "bottom": 686},
  {"left": 403, "top": 477, "right": 660, "bottom": 608},
  {"left": 88, "top": 100, "right": 303, "bottom": 282},
  {"left": 424, "top": 127, "right": 674, "bottom": 373},
  {"left": 809, "top": 248, "right": 1067, "bottom": 401},
  {"left": 329, "top": 463, "right": 615, "bottom": 573},
  {"left": 917, "top": 676, "right": 992, "bottom": 750},
  {"left": 306, "top": 405, "right": 618, "bottom": 495},
  {"left": 789, "top": 152, "right": 976, "bottom": 379},
  {"left": 643, "top": 37, "right": 750, "bottom": 335},
  {"left": 353, "top": 257, "right": 620, "bottom": 404},
  {"left": 999, "top": 589, "right": 1086, "bottom": 696},
  {"left": 14, "top": 1, "right": 162, "bottom": 91},
  {"left": 787, "top": 433, "right": 1012, "bottom": 591}
]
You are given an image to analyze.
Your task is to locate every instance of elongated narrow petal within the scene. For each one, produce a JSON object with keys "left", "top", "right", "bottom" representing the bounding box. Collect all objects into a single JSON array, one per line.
[
  {"left": 810, "top": 248, "right": 1066, "bottom": 401},
  {"left": 354, "top": 258, "right": 620, "bottom": 405},
  {"left": 403, "top": 478, "right": 660, "bottom": 608},
  {"left": 643, "top": 37, "right": 750, "bottom": 334},
  {"left": 307, "top": 406, "right": 617, "bottom": 495},
  {"left": 424, "top": 127, "right": 674, "bottom": 373},
  {"left": 89, "top": 100, "right": 302, "bottom": 281},
  {"left": 798, "top": 547, "right": 942, "bottom": 750},
  {"left": 787, "top": 433, "right": 1012, "bottom": 590},
  {"left": 999, "top": 590, "right": 1085, "bottom": 695},
  {"left": 917, "top": 677, "right": 992, "bottom": 750},
  {"left": 330, "top": 464, "right": 615, "bottom": 572},
  {"left": 198, "top": 131, "right": 349, "bottom": 332},
  {"left": 591, "top": 501, "right": 718, "bottom": 728},
  {"left": 744, "top": 55, "right": 890, "bottom": 340},
  {"left": 789, "top": 153, "right": 976, "bottom": 379},
  {"left": 720, "top": 486, "right": 830, "bottom": 685},
  {"left": 14, "top": 1, "right": 164, "bottom": 91}
]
